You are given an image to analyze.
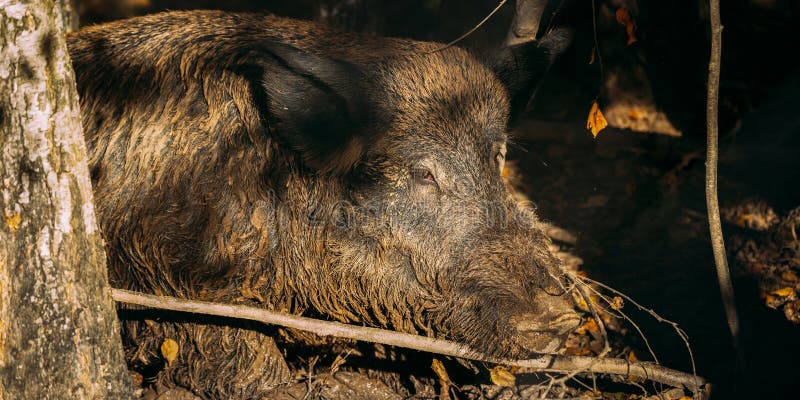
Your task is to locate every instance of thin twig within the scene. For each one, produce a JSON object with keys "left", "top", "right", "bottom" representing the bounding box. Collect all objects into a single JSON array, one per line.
[
  {"left": 575, "top": 274, "right": 698, "bottom": 383},
  {"left": 706, "top": 0, "right": 742, "bottom": 360},
  {"left": 573, "top": 279, "right": 610, "bottom": 354},
  {"left": 112, "top": 288, "right": 706, "bottom": 392},
  {"left": 590, "top": 0, "right": 604, "bottom": 98},
  {"left": 535, "top": 279, "right": 612, "bottom": 398},
  {"left": 427, "top": 0, "right": 508, "bottom": 53},
  {"left": 577, "top": 278, "right": 659, "bottom": 365}
]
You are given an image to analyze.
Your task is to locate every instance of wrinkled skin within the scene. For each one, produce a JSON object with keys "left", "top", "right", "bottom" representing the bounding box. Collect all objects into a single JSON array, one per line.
[{"left": 68, "top": 10, "right": 580, "bottom": 398}]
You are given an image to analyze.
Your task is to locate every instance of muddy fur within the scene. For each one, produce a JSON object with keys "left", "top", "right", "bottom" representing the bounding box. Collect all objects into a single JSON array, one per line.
[{"left": 68, "top": 10, "right": 576, "bottom": 398}]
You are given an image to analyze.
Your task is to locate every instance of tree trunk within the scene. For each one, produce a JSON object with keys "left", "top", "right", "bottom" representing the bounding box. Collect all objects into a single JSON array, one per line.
[
  {"left": 58, "top": 0, "right": 79, "bottom": 32},
  {"left": 504, "top": 0, "right": 547, "bottom": 46},
  {"left": 0, "top": 1, "right": 134, "bottom": 398}
]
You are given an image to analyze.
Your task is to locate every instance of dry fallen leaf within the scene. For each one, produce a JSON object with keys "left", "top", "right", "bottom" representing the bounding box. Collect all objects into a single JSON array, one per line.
[
  {"left": 432, "top": 358, "right": 452, "bottom": 400},
  {"left": 576, "top": 318, "right": 600, "bottom": 335},
  {"left": 489, "top": 365, "right": 516, "bottom": 387},
  {"left": 771, "top": 287, "right": 795, "bottom": 297},
  {"left": 431, "top": 358, "right": 450, "bottom": 383},
  {"left": 615, "top": 7, "right": 638, "bottom": 45},
  {"left": 587, "top": 101, "right": 608, "bottom": 138},
  {"left": 161, "top": 338, "right": 179, "bottom": 366}
]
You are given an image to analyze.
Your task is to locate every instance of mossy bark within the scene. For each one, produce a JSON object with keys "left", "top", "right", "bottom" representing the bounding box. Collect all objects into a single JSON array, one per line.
[{"left": 0, "top": 1, "right": 134, "bottom": 398}]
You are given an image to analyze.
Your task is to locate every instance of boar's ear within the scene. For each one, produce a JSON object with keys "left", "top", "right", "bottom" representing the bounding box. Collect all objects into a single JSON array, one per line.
[
  {"left": 258, "top": 44, "right": 375, "bottom": 174},
  {"left": 492, "top": 28, "right": 571, "bottom": 123}
]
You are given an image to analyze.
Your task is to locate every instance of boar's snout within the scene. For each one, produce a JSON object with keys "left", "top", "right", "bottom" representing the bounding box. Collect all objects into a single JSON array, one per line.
[
  {"left": 509, "top": 300, "right": 582, "bottom": 354},
  {"left": 449, "top": 232, "right": 582, "bottom": 357},
  {"left": 510, "top": 261, "right": 582, "bottom": 354}
]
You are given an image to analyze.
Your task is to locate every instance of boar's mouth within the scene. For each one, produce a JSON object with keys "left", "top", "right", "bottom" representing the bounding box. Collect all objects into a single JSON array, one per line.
[
  {"left": 431, "top": 285, "right": 581, "bottom": 359},
  {"left": 428, "top": 236, "right": 582, "bottom": 358}
]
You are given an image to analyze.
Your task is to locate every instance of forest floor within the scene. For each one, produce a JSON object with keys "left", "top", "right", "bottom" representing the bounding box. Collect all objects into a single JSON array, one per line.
[{"left": 509, "top": 112, "right": 800, "bottom": 399}]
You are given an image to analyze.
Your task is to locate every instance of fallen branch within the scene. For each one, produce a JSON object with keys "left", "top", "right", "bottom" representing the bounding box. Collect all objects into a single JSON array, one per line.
[{"left": 111, "top": 288, "right": 706, "bottom": 394}]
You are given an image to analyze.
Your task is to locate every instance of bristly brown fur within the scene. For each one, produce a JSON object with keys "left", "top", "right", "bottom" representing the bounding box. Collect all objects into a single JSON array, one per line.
[{"left": 68, "top": 10, "right": 575, "bottom": 398}]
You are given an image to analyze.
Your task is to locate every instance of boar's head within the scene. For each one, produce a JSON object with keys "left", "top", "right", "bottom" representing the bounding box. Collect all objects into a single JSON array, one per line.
[{"left": 263, "top": 29, "right": 579, "bottom": 358}]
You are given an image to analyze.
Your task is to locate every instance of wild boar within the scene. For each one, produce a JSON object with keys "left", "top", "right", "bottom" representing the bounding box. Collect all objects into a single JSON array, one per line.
[{"left": 68, "top": 10, "right": 579, "bottom": 398}]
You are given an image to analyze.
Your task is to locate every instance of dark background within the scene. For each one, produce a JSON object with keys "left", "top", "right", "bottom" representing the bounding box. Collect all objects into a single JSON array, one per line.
[{"left": 78, "top": 1, "right": 800, "bottom": 398}]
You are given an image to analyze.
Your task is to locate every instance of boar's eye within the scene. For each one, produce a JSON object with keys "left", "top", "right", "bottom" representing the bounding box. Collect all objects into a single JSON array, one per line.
[{"left": 412, "top": 167, "right": 438, "bottom": 187}]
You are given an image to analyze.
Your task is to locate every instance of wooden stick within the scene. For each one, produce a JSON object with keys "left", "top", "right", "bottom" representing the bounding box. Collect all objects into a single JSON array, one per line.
[
  {"left": 705, "top": 0, "right": 741, "bottom": 355},
  {"left": 112, "top": 289, "right": 706, "bottom": 392}
]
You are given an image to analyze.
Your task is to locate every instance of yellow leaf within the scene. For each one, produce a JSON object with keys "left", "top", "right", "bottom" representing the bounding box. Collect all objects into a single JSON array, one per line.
[
  {"left": 627, "top": 351, "right": 638, "bottom": 362},
  {"left": 586, "top": 102, "right": 608, "bottom": 138},
  {"left": 489, "top": 366, "right": 516, "bottom": 387},
  {"left": 576, "top": 318, "right": 599, "bottom": 335},
  {"left": 431, "top": 358, "right": 451, "bottom": 383},
  {"left": 161, "top": 338, "right": 179, "bottom": 366},
  {"left": 615, "top": 7, "right": 638, "bottom": 45},
  {"left": 432, "top": 358, "right": 451, "bottom": 400},
  {"left": 771, "top": 287, "right": 794, "bottom": 297},
  {"left": 678, "top": 397, "right": 693, "bottom": 400},
  {"left": 764, "top": 294, "right": 778, "bottom": 307},
  {"left": 4, "top": 213, "right": 21, "bottom": 232}
]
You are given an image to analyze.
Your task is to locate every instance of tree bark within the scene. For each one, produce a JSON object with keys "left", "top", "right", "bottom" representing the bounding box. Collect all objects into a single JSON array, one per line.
[
  {"left": 58, "top": 0, "right": 78, "bottom": 32},
  {"left": 0, "top": 1, "right": 134, "bottom": 398},
  {"left": 504, "top": 0, "right": 547, "bottom": 46}
]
